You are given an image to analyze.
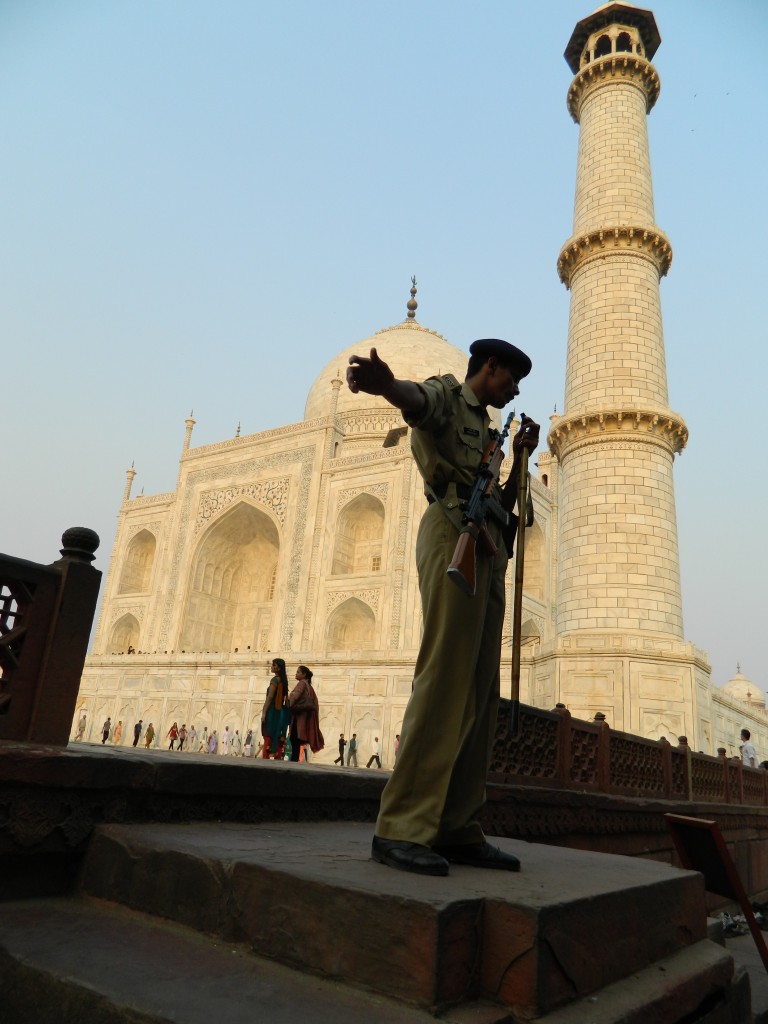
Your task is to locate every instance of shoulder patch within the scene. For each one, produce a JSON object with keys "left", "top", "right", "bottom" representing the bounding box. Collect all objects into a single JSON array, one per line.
[{"left": 440, "top": 373, "right": 461, "bottom": 391}]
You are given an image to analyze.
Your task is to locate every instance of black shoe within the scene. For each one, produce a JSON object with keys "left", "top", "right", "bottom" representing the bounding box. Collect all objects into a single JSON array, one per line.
[
  {"left": 371, "top": 836, "right": 449, "bottom": 877},
  {"left": 433, "top": 841, "right": 521, "bottom": 872}
]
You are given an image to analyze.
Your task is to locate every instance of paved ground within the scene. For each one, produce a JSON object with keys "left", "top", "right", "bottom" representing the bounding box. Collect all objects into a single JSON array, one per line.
[{"left": 725, "top": 930, "right": 768, "bottom": 1023}]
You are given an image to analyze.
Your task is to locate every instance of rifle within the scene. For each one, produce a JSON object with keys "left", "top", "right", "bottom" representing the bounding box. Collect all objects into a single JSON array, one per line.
[{"left": 446, "top": 409, "right": 515, "bottom": 597}]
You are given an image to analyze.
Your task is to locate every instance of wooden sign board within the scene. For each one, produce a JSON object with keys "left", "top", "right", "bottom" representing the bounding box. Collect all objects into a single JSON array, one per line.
[{"left": 665, "top": 813, "right": 768, "bottom": 974}]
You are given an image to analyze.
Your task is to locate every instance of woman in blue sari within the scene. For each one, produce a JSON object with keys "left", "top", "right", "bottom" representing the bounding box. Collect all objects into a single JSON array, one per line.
[{"left": 261, "top": 657, "right": 291, "bottom": 759}]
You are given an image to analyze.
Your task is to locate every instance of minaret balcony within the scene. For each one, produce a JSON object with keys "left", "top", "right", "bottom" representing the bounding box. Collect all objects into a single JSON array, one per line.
[
  {"left": 558, "top": 226, "right": 672, "bottom": 288},
  {"left": 548, "top": 408, "right": 688, "bottom": 461}
]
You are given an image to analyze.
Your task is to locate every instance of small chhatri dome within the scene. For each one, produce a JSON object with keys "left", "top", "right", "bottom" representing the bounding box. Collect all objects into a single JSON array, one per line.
[{"left": 721, "top": 666, "right": 766, "bottom": 710}]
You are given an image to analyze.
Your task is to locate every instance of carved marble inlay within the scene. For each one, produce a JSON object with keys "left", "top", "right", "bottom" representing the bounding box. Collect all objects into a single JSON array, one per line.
[
  {"left": 337, "top": 483, "right": 389, "bottom": 510},
  {"left": 558, "top": 226, "right": 672, "bottom": 287},
  {"left": 196, "top": 478, "right": 290, "bottom": 532},
  {"left": 126, "top": 522, "right": 161, "bottom": 539},
  {"left": 110, "top": 605, "right": 146, "bottom": 625},
  {"left": 326, "top": 589, "right": 380, "bottom": 612}
]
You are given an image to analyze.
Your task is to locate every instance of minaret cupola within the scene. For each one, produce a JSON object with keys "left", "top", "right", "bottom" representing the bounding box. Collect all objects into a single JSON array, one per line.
[{"left": 565, "top": 3, "right": 660, "bottom": 72}]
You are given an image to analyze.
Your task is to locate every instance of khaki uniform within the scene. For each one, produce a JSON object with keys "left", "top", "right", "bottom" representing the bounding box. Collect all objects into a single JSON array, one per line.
[{"left": 376, "top": 374, "right": 510, "bottom": 847}]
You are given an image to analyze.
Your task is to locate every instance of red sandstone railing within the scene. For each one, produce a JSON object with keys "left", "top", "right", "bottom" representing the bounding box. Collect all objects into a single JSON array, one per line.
[
  {"left": 491, "top": 701, "right": 768, "bottom": 806},
  {"left": 0, "top": 529, "right": 100, "bottom": 745}
]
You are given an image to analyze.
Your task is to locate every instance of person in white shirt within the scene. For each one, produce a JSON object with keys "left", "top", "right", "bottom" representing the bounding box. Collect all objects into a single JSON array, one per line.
[
  {"left": 740, "top": 728, "right": 758, "bottom": 768},
  {"left": 366, "top": 737, "right": 382, "bottom": 769}
]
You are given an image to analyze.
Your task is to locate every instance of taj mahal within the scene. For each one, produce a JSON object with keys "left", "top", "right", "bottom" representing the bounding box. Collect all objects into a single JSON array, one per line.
[{"left": 75, "top": 3, "right": 768, "bottom": 765}]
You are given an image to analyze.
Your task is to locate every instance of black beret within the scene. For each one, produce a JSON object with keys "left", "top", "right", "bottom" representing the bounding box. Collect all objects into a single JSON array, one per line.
[{"left": 469, "top": 338, "right": 532, "bottom": 379}]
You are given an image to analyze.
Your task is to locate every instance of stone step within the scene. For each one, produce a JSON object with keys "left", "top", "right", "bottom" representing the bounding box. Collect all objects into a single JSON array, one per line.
[
  {"left": 78, "top": 820, "right": 714, "bottom": 1019},
  {"left": 0, "top": 896, "right": 442, "bottom": 1024},
  {"left": 0, "top": 895, "right": 747, "bottom": 1024}
]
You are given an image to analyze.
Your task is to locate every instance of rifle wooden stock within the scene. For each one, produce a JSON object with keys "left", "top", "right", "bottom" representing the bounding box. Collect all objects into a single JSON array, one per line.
[{"left": 447, "top": 523, "right": 498, "bottom": 597}]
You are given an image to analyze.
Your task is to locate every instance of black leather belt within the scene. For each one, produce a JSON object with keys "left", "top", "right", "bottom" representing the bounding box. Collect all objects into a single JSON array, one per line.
[{"left": 427, "top": 483, "right": 473, "bottom": 504}]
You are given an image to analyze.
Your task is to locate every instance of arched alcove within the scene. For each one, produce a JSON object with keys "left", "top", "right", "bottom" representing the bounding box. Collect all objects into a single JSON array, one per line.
[
  {"left": 332, "top": 494, "right": 385, "bottom": 575},
  {"left": 523, "top": 521, "right": 546, "bottom": 602},
  {"left": 179, "top": 502, "right": 280, "bottom": 653},
  {"left": 118, "top": 530, "right": 156, "bottom": 594},
  {"left": 326, "top": 597, "right": 376, "bottom": 651},
  {"left": 594, "top": 34, "right": 612, "bottom": 58},
  {"left": 110, "top": 613, "right": 140, "bottom": 653}
]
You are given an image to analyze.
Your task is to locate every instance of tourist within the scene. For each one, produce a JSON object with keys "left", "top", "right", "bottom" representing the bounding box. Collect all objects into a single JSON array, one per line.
[
  {"left": 740, "top": 729, "right": 758, "bottom": 769},
  {"left": 347, "top": 733, "right": 358, "bottom": 767},
  {"left": 261, "top": 659, "right": 291, "bottom": 759},
  {"left": 366, "top": 737, "right": 382, "bottom": 769},
  {"left": 133, "top": 720, "right": 143, "bottom": 747},
  {"left": 347, "top": 338, "right": 538, "bottom": 875},
  {"left": 113, "top": 720, "right": 123, "bottom": 745},
  {"left": 144, "top": 723, "right": 155, "bottom": 748},
  {"left": 101, "top": 717, "right": 111, "bottom": 744},
  {"left": 287, "top": 665, "right": 324, "bottom": 762},
  {"left": 220, "top": 726, "right": 231, "bottom": 755},
  {"left": 334, "top": 733, "right": 346, "bottom": 766},
  {"left": 167, "top": 722, "right": 179, "bottom": 750}
]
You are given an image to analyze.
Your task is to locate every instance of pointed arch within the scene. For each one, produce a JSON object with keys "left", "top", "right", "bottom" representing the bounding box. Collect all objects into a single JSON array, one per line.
[
  {"left": 594, "top": 34, "right": 612, "bottom": 58},
  {"left": 523, "top": 520, "right": 546, "bottom": 602},
  {"left": 110, "top": 613, "right": 140, "bottom": 653},
  {"left": 179, "top": 501, "right": 280, "bottom": 653},
  {"left": 118, "top": 530, "right": 156, "bottom": 594},
  {"left": 326, "top": 597, "right": 376, "bottom": 652},
  {"left": 332, "top": 493, "right": 385, "bottom": 575}
]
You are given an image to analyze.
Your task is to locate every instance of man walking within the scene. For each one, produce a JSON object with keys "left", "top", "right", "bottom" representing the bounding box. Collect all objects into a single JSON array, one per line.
[
  {"left": 347, "top": 338, "right": 538, "bottom": 876},
  {"left": 334, "top": 733, "right": 347, "bottom": 766},
  {"left": 133, "top": 720, "right": 143, "bottom": 747},
  {"left": 347, "top": 733, "right": 358, "bottom": 767},
  {"left": 366, "top": 737, "right": 382, "bottom": 769}
]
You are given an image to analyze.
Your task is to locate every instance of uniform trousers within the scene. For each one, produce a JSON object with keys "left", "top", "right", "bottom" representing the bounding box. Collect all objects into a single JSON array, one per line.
[{"left": 375, "top": 499, "right": 508, "bottom": 847}]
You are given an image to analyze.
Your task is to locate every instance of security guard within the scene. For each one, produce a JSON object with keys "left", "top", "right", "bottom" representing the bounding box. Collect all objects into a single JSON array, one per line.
[{"left": 347, "top": 339, "right": 539, "bottom": 876}]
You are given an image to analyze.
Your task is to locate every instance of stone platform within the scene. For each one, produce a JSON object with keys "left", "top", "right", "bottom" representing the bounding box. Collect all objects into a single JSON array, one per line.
[
  {"left": 0, "top": 820, "right": 751, "bottom": 1022},
  {"left": 1, "top": 743, "right": 764, "bottom": 1020}
]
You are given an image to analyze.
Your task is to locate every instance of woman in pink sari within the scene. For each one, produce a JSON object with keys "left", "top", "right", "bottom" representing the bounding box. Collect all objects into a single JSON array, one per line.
[{"left": 287, "top": 665, "right": 324, "bottom": 763}]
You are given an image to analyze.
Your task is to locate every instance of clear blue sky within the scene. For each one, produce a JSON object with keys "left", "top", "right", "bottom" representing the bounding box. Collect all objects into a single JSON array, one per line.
[{"left": 2, "top": 0, "right": 766, "bottom": 690}]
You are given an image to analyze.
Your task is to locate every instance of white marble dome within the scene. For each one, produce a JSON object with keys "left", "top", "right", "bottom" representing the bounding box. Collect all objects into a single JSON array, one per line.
[
  {"left": 304, "top": 320, "right": 471, "bottom": 422},
  {"left": 721, "top": 669, "right": 765, "bottom": 709}
]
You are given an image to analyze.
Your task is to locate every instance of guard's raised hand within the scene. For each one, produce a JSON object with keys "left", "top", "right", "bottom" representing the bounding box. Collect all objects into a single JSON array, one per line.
[{"left": 346, "top": 348, "right": 395, "bottom": 396}]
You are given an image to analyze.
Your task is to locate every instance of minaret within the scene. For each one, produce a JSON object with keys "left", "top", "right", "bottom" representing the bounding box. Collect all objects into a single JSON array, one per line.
[{"left": 539, "top": 4, "right": 709, "bottom": 741}]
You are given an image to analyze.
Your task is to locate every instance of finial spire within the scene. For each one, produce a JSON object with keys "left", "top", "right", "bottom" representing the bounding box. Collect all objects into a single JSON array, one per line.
[
  {"left": 406, "top": 275, "right": 418, "bottom": 320},
  {"left": 123, "top": 464, "right": 137, "bottom": 503},
  {"left": 235, "top": 422, "right": 241, "bottom": 438},
  {"left": 183, "top": 411, "right": 196, "bottom": 455}
]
